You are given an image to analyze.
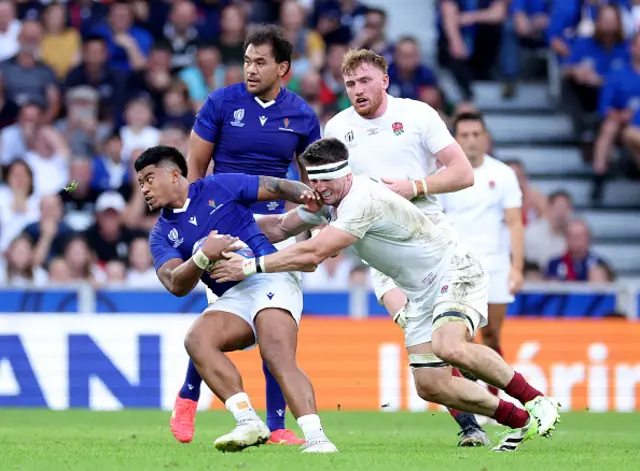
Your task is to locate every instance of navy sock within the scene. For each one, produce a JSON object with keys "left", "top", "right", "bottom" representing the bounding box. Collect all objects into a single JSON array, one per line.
[
  {"left": 263, "top": 361, "right": 286, "bottom": 431},
  {"left": 456, "top": 412, "right": 481, "bottom": 431},
  {"left": 178, "top": 359, "right": 202, "bottom": 402}
]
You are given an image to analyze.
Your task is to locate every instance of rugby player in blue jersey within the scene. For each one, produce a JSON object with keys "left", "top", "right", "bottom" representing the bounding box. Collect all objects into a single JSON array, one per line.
[
  {"left": 171, "top": 24, "right": 321, "bottom": 445},
  {"left": 138, "top": 145, "right": 336, "bottom": 453}
]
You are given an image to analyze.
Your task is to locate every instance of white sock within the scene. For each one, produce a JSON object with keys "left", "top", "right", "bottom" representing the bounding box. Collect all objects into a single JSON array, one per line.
[
  {"left": 225, "top": 392, "right": 259, "bottom": 423},
  {"left": 297, "top": 414, "right": 328, "bottom": 442}
]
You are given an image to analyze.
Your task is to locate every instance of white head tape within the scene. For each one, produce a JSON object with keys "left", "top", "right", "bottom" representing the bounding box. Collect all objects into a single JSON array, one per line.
[{"left": 305, "top": 160, "right": 351, "bottom": 180}]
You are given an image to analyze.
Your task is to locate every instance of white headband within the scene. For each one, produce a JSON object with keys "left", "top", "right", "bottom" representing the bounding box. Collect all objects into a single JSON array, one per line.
[{"left": 305, "top": 161, "right": 351, "bottom": 180}]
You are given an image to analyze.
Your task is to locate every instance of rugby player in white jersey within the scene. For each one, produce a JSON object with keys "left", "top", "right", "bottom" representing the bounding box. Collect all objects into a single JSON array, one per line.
[
  {"left": 440, "top": 112, "right": 524, "bottom": 403},
  {"left": 321, "top": 48, "right": 487, "bottom": 446},
  {"left": 209, "top": 137, "right": 562, "bottom": 453}
]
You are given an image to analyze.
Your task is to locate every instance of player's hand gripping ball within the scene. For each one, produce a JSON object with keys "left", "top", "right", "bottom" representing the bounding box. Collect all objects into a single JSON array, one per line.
[{"left": 192, "top": 235, "right": 254, "bottom": 273}]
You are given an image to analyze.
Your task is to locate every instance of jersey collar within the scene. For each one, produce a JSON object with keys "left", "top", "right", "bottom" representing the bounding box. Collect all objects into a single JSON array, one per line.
[{"left": 244, "top": 83, "right": 285, "bottom": 109}]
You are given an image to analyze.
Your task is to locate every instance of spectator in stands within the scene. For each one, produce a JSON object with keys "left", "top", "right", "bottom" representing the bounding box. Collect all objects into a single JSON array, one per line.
[
  {"left": 48, "top": 256, "right": 72, "bottom": 283},
  {"left": 162, "top": 1, "right": 199, "bottom": 73},
  {"left": 91, "top": 132, "right": 129, "bottom": 193},
  {"left": 387, "top": 37, "right": 439, "bottom": 105},
  {"left": 23, "top": 194, "right": 71, "bottom": 268},
  {"left": 121, "top": 147, "right": 159, "bottom": 233},
  {"left": 104, "top": 259, "right": 127, "bottom": 284},
  {"left": 91, "top": 0, "right": 152, "bottom": 73},
  {"left": 119, "top": 97, "right": 160, "bottom": 162},
  {"left": 545, "top": 218, "right": 606, "bottom": 281},
  {"left": 0, "top": 73, "right": 18, "bottom": 130},
  {"left": 525, "top": 190, "right": 573, "bottom": 267},
  {"left": 348, "top": 263, "right": 371, "bottom": 287},
  {"left": 592, "top": 31, "right": 640, "bottom": 202},
  {"left": 84, "top": 191, "right": 138, "bottom": 264},
  {"left": 58, "top": 86, "right": 110, "bottom": 157},
  {"left": 562, "top": 5, "right": 628, "bottom": 147},
  {"left": 126, "top": 236, "right": 159, "bottom": 287},
  {"left": 178, "top": 42, "right": 223, "bottom": 111},
  {"left": 158, "top": 126, "right": 188, "bottom": 156},
  {"left": 224, "top": 65, "right": 244, "bottom": 86},
  {"left": 125, "top": 42, "right": 174, "bottom": 121},
  {"left": 620, "top": 105, "right": 640, "bottom": 172},
  {"left": 60, "top": 158, "right": 100, "bottom": 232},
  {"left": 161, "top": 80, "right": 195, "bottom": 132},
  {"left": 64, "top": 35, "right": 123, "bottom": 122},
  {"left": 505, "top": 159, "right": 548, "bottom": 225},
  {"left": 500, "top": 0, "right": 551, "bottom": 98},
  {"left": 67, "top": 0, "right": 109, "bottom": 38},
  {"left": 0, "top": 0, "right": 20, "bottom": 62},
  {"left": 0, "top": 20, "right": 60, "bottom": 123},
  {"left": 437, "top": 0, "right": 507, "bottom": 101},
  {"left": 40, "top": 2, "right": 81, "bottom": 80},
  {"left": 0, "top": 159, "right": 39, "bottom": 252},
  {"left": 0, "top": 101, "right": 42, "bottom": 165},
  {"left": 302, "top": 253, "right": 353, "bottom": 289},
  {"left": 281, "top": 0, "right": 326, "bottom": 76},
  {"left": 319, "top": 42, "right": 350, "bottom": 111},
  {"left": 312, "top": 0, "right": 369, "bottom": 46},
  {"left": 0, "top": 234, "right": 47, "bottom": 286},
  {"left": 215, "top": 4, "right": 247, "bottom": 66},
  {"left": 24, "top": 126, "right": 70, "bottom": 197},
  {"left": 295, "top": 69, "right": 324, "bottom": 116},
  {"left": 62, "top": 235, "right": 99, "bottom": 282},
  {"left": 351, "top": 8, "right": 392, "bottom": 62}
]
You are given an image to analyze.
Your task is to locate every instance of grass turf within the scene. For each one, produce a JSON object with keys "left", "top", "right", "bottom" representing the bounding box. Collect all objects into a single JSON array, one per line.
[{"left": 0, "top": 410, "right": 638, "bottom": 471}]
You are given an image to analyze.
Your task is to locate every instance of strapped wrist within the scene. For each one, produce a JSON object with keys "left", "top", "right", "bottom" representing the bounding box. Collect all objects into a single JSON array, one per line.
[{"left": 193, "top": 249, "right": 210, "bottom": 270}]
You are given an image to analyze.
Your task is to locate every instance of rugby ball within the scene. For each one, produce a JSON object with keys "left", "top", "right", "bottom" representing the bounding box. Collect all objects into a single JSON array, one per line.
[{"left": 192, "top": 235, "right": 255, "bottom": 273}]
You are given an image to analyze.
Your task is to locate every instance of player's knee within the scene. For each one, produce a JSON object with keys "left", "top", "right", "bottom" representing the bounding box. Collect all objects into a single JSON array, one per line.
[
  {"left": 259, "top": 340, "right": 296, "bottom": 376},
  {"left": 431, "top": 332, "right": 467, "bottom": 367},
  {"left": 414, "top": 372, "right": 449, "bottom": 403},
  {"left": 184, "top": 326, "right": 217, "bottom": 360}
]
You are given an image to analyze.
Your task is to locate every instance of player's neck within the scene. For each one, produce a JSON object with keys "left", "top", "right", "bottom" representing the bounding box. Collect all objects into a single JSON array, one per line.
[
  {"left": 469, "top": 154, "right": 484, "bottom": 168},
  {"left": 167, "top": 180, "right": 191, "bottom": 210},
  {"left": 255, "top": 85, "right": 281, "bottom": 103},
  {"left": 368, "top": 94, "right": 388, "bottom": 119}
]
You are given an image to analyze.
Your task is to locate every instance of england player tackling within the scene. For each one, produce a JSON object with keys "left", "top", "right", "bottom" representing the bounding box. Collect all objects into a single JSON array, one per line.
[
  {"left": 322, "top": 48, "right": 487, "bottom": 445},
  {"left": 210, "top": 138, "right": 561, "bottom": 453},
  {"left": 440, "top": 112, "right": 524, "bottom": 402},
  {"left": 138, "top": 145, "right": 336, "bottom": 453}
]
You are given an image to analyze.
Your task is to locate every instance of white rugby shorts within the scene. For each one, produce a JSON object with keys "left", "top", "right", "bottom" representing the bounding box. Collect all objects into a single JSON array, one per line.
[
  {"left": 402, "top": 253, "right": 489, "bottom": 347},
  {"left": 476, "top": 253, "right": 514, "bottom": 305},
  {"left": 203, "top": 272, "right": 303, "bottom": 349}
]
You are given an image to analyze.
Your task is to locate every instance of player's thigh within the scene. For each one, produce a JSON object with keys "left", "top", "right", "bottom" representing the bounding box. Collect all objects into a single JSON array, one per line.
[
  {"left": 185, "top": 309, "right": 255, "bottom": 355},
  {"left": 432, "top": 254, "right": 489, "bottom": 343},
  {"left": 370, "top": 268, "right": 404, "bottom": 310},
  {"left": 250, "top": 272, "right": 303, "bottom": 360}
]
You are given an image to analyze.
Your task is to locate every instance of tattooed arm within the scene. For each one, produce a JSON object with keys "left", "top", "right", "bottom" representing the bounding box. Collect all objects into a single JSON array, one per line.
[{"left": 257, "top": 176, "right": 320, "bottom": 205}]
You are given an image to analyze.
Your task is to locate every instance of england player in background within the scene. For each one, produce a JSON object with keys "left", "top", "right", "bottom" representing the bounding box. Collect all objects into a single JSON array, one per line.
[
  {"left": 322, "top": 49, "right": 488, "bottom": 446},
  {"left": 138, "top": 146, "right": 337, "bottom": 453},
  {"left": 210, "top": 138, "right": 561, "bottom": 453},
  {"left": 170, "top": 25, "right": 320, "bottom": 445},
  {"left": 440, "top": 112, "right": 524, "bottom": 404}
]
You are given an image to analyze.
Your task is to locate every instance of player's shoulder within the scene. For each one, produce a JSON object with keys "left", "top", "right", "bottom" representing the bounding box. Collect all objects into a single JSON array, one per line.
[
  {"left": 324, "top": 107, "right": 357, "bottom": 135},
  {"left": 281, "top": 88, "right": 316, "bottom": 115},
  {"left": 391, "top": 96, "right": 434, "bottom": 114},
  {"left": 149, "top": 216, "right": 169, "bottom": 243},
  {"left": 484, "top": 155, "right": 513, "bottom": 171},
  {"left": 206, "top": 82, "right": 247, "bottom": 105}
]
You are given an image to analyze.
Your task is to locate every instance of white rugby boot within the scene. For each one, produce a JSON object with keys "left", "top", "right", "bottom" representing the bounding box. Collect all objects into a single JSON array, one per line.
[{"left": 214, "top": 418, "right": 270, "bottom": 452}]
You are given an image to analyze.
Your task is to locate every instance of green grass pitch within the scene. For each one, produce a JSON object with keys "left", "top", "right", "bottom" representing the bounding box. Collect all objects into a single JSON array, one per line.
[{"left": 1, "top": 410, "right": 639, "bottom": 471}]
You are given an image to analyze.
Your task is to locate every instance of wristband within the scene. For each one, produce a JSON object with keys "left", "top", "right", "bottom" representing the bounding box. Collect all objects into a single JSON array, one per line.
[
  {"left": 193, "top": 249, "right": 211, "bottom": 270},
  {"left": 411, "top": 180, "right": 418, "bottom": 198},
  {"left": 255, "top": 256, "right": 265, "bottom": 273},
  {"left": 414, "top": 179, "right": 428, "bottom": 197},
  {"left": 242, "top": 258, "right": 257, "bottom": 276}
]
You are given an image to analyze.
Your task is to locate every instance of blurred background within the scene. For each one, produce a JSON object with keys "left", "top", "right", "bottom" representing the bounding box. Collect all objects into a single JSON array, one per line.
[{"left": 0, "top": 0, "right": 639, "bottom": 413}]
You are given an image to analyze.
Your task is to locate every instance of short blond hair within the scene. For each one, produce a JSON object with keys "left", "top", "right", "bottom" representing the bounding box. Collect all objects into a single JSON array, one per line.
[{"left": 340, "top": 49, "right": 388, "bottom": 76}]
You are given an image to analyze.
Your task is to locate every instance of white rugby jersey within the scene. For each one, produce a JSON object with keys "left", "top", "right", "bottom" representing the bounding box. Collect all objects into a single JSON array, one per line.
[
  {"left": 298, "top": 176, "right": 466, "bottom": 299},
  {"left": 323, "top": 95, "right": 455, "bottom": 214},
  {"left": 438, "top": 155, "right": 522, "bottom": 259}
]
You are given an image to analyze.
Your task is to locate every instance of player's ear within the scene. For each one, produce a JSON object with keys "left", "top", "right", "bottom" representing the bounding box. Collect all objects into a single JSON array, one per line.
[
  {"left": 278, "top": 61, "right": 290, "bottom": 78},
  {"left": 382, "top": 73, "right": 389, "bottom": 90}
]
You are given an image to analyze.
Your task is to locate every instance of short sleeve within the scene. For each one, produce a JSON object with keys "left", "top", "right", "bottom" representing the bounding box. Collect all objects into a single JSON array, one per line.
[
  {"left": 322, "top": 114, "right": 338, "bottom": 139},
  {"left": 210, "top": 173, "right": 259, "bottom": 205},
  {"left": 296, "top": 109, "right": 322, "bottom": 155},
  {"left": 296, "top": 205, "right": 332, "bottom": 225},
  {"left": 330, "top": 190, "right": 377, "bottom": 239},
  {"left": 501, "top": 166, "right": 523, "bottom": 209},
  {"left": 193, "top": 89, "right": 224, "bottom": 143},
  {"left": 149, "top": 227, "right": 183, "bottom": 271},
  {"left": 419, "top": 103, "right": 456, "bottom": 155}
]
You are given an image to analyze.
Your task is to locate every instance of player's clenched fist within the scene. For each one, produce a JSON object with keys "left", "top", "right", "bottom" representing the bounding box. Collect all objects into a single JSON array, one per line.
[{"left": 201, "top": 231, "right": 239, "bottom": 261}]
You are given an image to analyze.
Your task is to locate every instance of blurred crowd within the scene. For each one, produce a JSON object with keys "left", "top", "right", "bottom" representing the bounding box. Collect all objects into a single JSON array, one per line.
[{"left": 0, "top": 0, "right": 627, "bottom": 288}]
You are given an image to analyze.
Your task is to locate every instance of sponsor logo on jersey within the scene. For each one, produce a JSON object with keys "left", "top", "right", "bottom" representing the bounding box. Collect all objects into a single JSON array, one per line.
[
  {"left": 279, "top": 117, "right": 294, "bottom": 132},
  {"left": 367, "top": 128, "right": 379, "bottom": 135},
  {"left": 392, "top": 122, "right": 404, "bottom": 136},
  {"left": 231, "top": 108, "right": 245, "bottom": 127},
  {"left": 259, "top": 116, "right": 267, "bottom": 126}
]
